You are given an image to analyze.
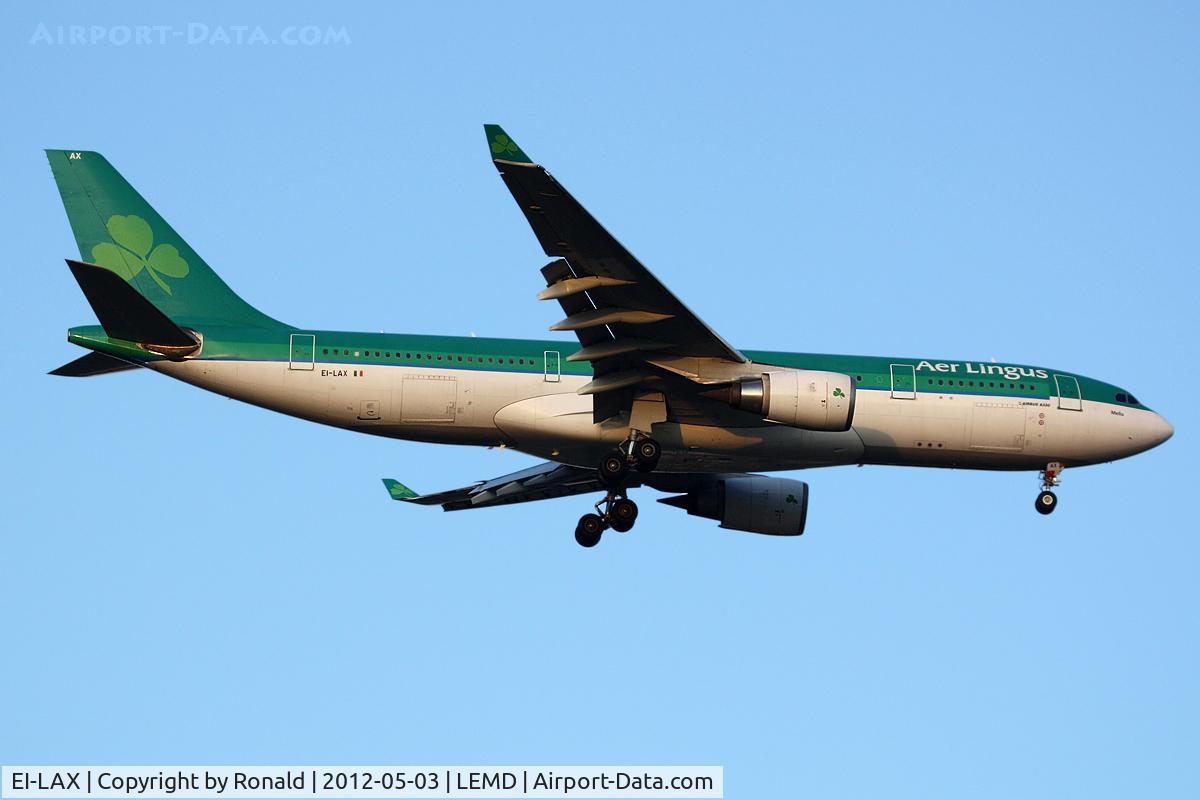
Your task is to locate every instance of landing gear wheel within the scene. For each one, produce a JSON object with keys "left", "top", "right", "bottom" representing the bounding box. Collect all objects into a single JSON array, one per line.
[
  {"left": 575, "top": 513, "right": 605, "bottom": 547},
  {"left": 609, "top": 498, "right": 639, "bottom": 532},
  {"left": 634, "top": 438, "right": 661, "bottom": 473},
  {"left": 1035, "top": 490, "right": 1058, "bottom": 515},
  {"left": 598, "top": 449, "right": 630, "bottom": 487}
]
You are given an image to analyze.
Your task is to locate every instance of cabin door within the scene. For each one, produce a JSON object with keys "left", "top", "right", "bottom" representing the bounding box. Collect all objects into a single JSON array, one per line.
[
  {"left": 890, "top": 363, "right": 916, "bottom": 399},
  {"left": 289, "top": 333, "right": 315, "bottom": 370},
  {"left": 1054, "top": 374, "right": 1082, "bottom": 411}
]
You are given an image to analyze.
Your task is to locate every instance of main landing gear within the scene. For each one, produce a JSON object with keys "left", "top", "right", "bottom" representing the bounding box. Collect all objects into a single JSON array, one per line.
[
  {"left": 1036, "top": 461, "right": 1063, "bottom": 515},
  {"left": 597, "top": 435, "right": 661, "bottom": 488},
  {"left": 574, "top": 492, "right": 640, "bottom": 548},
  {"left": 575, "top": 434, "right": 660, "bottom": 547}
]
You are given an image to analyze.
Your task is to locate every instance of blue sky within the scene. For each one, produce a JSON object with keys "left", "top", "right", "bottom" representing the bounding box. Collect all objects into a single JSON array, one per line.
[{"left": 1, "top": 1, "right": 1197, "bottom": 797}]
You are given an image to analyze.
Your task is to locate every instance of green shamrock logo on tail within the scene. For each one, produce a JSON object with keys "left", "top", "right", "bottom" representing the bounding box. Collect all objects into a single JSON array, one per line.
[
  {"left": 91, "top": 214, "right": 189, "bottom": 295},
  {"left": 490, "top": 134, "right": 520, "bottom": 156},
  {"left": 833, "top": 387, "right": 846, "bottom": 398}
]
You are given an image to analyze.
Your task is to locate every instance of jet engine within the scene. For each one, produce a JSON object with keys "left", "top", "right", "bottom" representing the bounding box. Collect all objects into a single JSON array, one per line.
[
  {"left": 659, "top": 476, "right": 809, "bottom": 536},
  {"left": 724, "top": 369, "right": 856, "bottom": 431}
]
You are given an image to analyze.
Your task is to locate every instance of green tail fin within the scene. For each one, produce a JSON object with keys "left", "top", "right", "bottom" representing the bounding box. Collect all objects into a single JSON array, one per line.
[
  {"left": 46, "top": 150, "right": 285, "bottom": 329},
  {"left": 483, "top": 124, "right": 533, "bottom": 164},
  {"left": 382, "top": 479, "right": 419, "bottom": 501}
]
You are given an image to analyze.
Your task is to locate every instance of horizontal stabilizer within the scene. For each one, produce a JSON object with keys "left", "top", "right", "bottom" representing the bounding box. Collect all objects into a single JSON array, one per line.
[
  {"left": 49, "top": 351, "right": 139, "bottom": 377},
  {"left": 66, "top": 259, "right": 199, "bottom": 352}
]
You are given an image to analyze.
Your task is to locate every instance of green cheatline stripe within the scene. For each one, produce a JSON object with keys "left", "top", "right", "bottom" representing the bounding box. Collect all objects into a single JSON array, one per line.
[{"left": 65, "top": 324, "right": 1148, "bottom": 409}]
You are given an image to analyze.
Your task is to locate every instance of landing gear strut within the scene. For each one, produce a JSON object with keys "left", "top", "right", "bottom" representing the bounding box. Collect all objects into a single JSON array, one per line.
[
  {"left": 574, "top": 492, "right": 640, "bottom": 547},
  {"left": 1036, "top": 462, "right": 1063, "bottom": 515},
  {"left": 579, "top": 432, "right": 657, "bottom": 546},
  {"left": 596, "top": 433, "right": 661, "bottom": 487}
]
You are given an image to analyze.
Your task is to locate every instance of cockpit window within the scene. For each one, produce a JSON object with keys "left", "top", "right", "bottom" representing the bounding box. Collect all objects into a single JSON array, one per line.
[
  {"left": 1115, "top": 393, "right": 1128, "bottom": 403},
  {"left": 1127, "top": 394, "right": 1138, "bottom": 404}
]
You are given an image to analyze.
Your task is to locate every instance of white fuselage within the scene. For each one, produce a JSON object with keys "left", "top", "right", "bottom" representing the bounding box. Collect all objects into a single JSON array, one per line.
[{"left": 151, "top": 357, "right": 1171, "bottom": 475}]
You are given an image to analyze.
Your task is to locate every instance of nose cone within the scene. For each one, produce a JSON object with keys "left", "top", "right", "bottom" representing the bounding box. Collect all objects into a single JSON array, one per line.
[{"left": 1149, "top": 413, "right": 1174, "bottom": 448}]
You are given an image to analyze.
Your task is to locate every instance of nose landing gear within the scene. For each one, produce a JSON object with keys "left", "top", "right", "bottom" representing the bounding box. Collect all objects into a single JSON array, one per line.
[{"left": 1036, "top": 462, "right": 1063, "bottom": 515}]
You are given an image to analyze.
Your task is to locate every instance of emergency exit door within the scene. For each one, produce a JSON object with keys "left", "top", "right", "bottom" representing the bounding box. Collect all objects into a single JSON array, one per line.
[{"left": 544, "top": 350, "right": 561, "bottom": 382}]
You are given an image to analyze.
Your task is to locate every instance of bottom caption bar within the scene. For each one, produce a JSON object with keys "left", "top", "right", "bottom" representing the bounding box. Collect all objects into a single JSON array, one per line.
[{"left": 1, "top": 768, "right": 722, "bottom": 799}]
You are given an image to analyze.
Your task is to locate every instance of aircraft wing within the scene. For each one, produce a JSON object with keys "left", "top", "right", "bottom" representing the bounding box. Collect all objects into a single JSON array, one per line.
[
  {"left": 383, "top": 462, "right": 760, "bottom": 514},
  {"left": 485, "top": 125, "right": 748, "bottom": 422},
  {"left": 383, "top": 461, "right": 640, "bottom": 511}
]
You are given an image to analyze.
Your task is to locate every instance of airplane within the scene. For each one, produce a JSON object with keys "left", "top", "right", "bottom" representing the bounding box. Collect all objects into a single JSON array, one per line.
[{"left": 46, "top": 127, "right": 1173, "bottom": 547}]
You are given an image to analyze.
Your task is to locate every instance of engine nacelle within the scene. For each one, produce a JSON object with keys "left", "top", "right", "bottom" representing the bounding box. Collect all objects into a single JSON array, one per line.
[
  {"left": 730, "top": 369, "right": 856, "bottom": 431},
  {"left": 660, "top": 476, "right": 809, "bottom": 536}
]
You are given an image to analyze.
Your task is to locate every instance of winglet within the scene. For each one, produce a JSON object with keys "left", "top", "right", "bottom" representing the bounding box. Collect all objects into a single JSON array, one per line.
[
  {"left": 382, "top": 478, "right": 419, "bottom": 501},
  {"left": 484, "top": 124, "right": 533, "bottom": 164}
]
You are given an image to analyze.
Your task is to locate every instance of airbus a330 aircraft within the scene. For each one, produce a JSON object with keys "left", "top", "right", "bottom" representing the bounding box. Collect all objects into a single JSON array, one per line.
[{"left": 47, "top": 126, "right": 1173, "bottom": 547}]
